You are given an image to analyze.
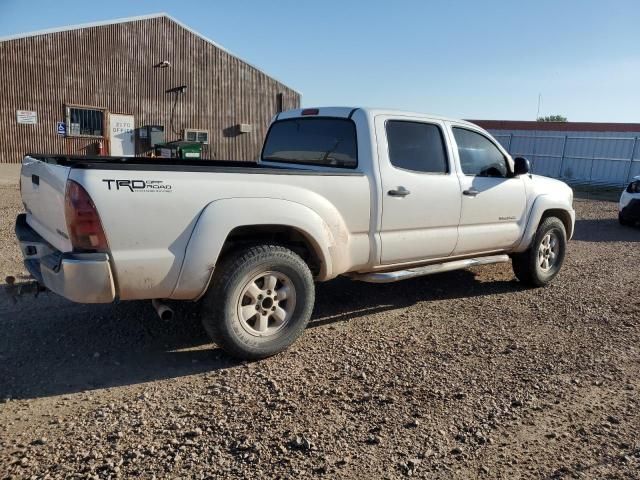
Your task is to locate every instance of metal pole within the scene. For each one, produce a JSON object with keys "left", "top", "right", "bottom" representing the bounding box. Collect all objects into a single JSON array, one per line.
[
  {"left": 508, "top": 133, "right": 513, "bottom": 152},
  {"left": 531, "top": 133, "right": 537, "bottom": 173},
  {"left": 558, "top": 135, "right": 568, "bottom": 179},
  {"left": 587, "top": 146, "right": 596, "bottom": 194},
  {"left": 625, "top": 137, "right": 638, "bottom": 184}
]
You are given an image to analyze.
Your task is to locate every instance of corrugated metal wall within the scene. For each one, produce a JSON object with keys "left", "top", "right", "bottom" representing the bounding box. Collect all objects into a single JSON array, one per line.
[
  {"left": 489, "top": 129, "right": 640, "bottom": 187},
  {"left": 0, "top": 16, "right": 300, "bottom": 163}
]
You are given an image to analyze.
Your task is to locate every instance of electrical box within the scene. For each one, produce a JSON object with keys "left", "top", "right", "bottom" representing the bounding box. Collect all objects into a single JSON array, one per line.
[
  {"left": 184, "top": 129, "right": 209, "bottom": 144},
  {"left": 238, "top": 123, "right": 252, "bottom": 134},
  {"left": 139, "top": 125, "right": 165, "bottom": 148}
]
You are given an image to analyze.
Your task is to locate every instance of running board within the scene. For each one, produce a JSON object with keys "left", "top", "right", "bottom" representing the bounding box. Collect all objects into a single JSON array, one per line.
[{"left": 349, "top": 255, "right": 510, "bottom": 283}]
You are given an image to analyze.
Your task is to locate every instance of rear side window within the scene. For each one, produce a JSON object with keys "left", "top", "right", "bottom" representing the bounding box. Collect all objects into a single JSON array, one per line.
[
  {"left": 386, "top": 121, "right": 448, "bottom": 173},
  {"left": 262, "top": 118, "right": 357, "bottom": 168},
  {"left": 452, "top": 127, "right": 508, "bottom": 177}
]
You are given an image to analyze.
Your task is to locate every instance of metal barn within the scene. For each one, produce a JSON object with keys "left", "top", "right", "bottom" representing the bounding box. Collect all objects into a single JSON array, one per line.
[{"left": 0, "top": 13, "right": 300, "bottom": 163}]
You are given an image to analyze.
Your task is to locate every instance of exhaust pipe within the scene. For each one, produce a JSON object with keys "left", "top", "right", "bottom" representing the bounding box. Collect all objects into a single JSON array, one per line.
[{"left": 151, "top": 299, "right": 174, "bottom": 321}]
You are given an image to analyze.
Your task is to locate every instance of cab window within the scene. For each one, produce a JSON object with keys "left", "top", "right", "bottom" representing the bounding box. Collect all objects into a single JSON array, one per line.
[
  {"left": 452, "top": 127, "right": 509, "bottom": 177},
  {"left": 386, "top": 120, "right": 448, "bottom": 174},
  {"left": 262, "top": 118, "right": 357, "bottom": 168}
]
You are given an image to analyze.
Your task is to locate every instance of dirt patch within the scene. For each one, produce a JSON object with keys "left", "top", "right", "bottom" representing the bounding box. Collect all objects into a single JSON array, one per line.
[{"left": 1, "top": 189, "right": 639, "bottom": 479}]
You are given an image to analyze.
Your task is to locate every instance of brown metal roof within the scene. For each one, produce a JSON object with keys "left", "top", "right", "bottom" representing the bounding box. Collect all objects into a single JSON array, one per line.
[
  {"left": 469, "top": 120, "right": 640, "bottom": 133},
  {"left": 0, "top": 13, "right": 298, "bottom": 94}
]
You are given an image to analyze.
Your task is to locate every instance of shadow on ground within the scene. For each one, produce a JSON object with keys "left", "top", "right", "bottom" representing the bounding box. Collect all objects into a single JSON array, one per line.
[
  {"left": 573, "top": 190, "right": 620, "bottom": 203},
  {"left": 572, "top": 218, "right": 640, "bottom": 243},
  {"left": 0, "top": 268, "right": 521, "bottom": 400},
  {"left": 310, "top": 270, "right": 521, "bottom": 328},
  {"left": 0, "top": 291, "right": 236, "bottom": 400}
]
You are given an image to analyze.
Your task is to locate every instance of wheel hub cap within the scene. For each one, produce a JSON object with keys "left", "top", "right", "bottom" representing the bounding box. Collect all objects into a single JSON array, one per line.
[
  {"left": 236, "top": 271, "right": 296, "bottom": 337},
  {"left": 538, "top": 232, "right": 559, "bottom": 271}
]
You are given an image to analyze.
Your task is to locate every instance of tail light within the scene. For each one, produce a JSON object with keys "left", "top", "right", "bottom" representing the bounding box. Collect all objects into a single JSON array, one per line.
[{"left": 64, "top": 180, "right": 109, "bottom": 252}]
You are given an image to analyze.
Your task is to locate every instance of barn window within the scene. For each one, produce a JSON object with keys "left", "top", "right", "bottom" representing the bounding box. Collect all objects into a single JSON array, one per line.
[{"left": 65, "top": 106, "right": 105, "bottom": 137}]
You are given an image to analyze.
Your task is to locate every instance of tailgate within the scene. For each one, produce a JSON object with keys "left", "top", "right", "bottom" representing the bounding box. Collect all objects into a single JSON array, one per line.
[{"left": 20, "top": 155, "right": 73, "bottom": 252}]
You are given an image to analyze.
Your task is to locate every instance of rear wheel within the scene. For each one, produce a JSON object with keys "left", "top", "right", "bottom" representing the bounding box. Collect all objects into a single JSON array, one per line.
[
  {"left": 619, "top": 212, "right": 633, "bottom": 226},
  {"left": 512, "top": 216, "right": 567, "bottom": 287},
  {"left": 201, "top": 244, "right": 315, "bottom": 360}
]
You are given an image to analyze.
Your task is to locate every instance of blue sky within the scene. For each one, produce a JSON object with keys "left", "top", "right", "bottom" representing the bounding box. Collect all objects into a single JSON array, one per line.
[{"left": 1, "top": 0, "right": 639, "bottom": 122}]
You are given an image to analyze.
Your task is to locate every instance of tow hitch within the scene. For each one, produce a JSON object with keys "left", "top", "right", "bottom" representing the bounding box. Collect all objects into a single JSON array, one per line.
[{"left": 5, "top": 276, "right": 47, "bottom": 303}]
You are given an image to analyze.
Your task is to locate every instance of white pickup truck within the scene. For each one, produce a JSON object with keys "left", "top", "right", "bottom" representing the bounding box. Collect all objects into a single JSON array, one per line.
[{"left": 16, "top": 107, "right": 575, "bottom": 359}]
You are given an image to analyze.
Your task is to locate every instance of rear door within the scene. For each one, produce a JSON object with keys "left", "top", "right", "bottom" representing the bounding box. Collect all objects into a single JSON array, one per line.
[
  {"left": 376, "top": 115, "right": 462, "bottom": 264},
  {"left": 20, "top": 156, "right": 73, "bottom": 252},
  {"left": 449, "top": 125, "right": 527, "bottom": 254}
]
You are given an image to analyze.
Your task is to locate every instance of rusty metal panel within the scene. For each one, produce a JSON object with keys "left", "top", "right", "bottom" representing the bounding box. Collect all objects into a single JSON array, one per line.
[{"left": 0, "top": 16, "right": 300, "bottom": 163}]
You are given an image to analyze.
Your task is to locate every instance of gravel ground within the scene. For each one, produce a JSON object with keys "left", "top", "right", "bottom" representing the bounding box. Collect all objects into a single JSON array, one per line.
[{"left": 1, "top": 180, "right": 639, "bottom": 479}]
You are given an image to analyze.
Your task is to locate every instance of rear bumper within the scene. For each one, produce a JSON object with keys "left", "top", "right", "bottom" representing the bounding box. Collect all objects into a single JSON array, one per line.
[{"left": 15, "top": 214, "right": 116, "bottom": 303}]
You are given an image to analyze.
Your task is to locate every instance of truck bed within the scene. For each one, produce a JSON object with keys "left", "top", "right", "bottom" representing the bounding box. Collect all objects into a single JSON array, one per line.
[{"left": 20, "top": 153, "right": 371, "bottom": 300}]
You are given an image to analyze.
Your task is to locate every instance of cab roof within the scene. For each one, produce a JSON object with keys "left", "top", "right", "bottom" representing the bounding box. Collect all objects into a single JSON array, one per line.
[{"left": 277, "top": 107, "right": 479, "bottom": 128}]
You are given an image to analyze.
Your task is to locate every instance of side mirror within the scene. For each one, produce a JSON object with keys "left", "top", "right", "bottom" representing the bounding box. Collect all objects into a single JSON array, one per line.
[{"left": 513, "top": 157, "right": 530, "bottom": 176}]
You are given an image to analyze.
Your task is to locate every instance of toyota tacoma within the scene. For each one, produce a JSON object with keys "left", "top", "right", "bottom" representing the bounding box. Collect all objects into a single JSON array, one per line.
[{"left": 15, "top": 107, "right": 575, "bottom": 359}]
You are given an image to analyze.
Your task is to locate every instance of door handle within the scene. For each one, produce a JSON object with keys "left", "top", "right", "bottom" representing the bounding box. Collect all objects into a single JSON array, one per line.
[
  {"left": 462, "top": 188, "right": 479, "bottom": 197},
  {"left": 388, "top": 186, "right": 411, "bottom": 197}
]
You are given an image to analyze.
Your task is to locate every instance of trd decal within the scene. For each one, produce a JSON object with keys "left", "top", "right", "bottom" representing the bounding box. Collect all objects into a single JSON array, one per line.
[{"left": 103, "top": 179, "right": 173, "bottom": 192}]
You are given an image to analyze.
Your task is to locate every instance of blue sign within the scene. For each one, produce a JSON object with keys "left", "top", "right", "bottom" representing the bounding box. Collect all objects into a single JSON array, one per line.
[{"left": 56, "top": 121, "right": 66, "bottom": 136}]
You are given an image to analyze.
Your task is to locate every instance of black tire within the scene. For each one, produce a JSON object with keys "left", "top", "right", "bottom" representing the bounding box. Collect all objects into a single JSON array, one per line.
[
  {"left": 511, "top": 216, "right": 567, "bottom": 287},
  {"left": 201, "top": 244, "right": 315, "bottom": 360},
  {"left": 619, "top": 212, "right": 632, "bottom": 226}
]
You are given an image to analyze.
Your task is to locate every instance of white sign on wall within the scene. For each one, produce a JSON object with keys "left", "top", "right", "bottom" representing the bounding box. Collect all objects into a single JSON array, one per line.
[
  {"left": 109, "top": 114, "right": 135, "bottom": 157},
  {"left": 17, "top": 110, "right": 37, "bottom": 124}
]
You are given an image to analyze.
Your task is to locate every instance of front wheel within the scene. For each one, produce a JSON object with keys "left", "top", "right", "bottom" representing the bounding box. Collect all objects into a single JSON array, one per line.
[
  {"left": 511, "top": 217, "right": 567, "bottom": 287},
  {"left": 201, "top": 244, "right": 315, "bottom": 360}
]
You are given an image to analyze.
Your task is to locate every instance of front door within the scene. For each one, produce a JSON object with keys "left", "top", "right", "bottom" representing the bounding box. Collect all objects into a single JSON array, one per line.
[
  {"left": 377, "top": 116, "right": 462, "bottom": 264},
  {"left": 109, "top": 114, "right": 135, "bottom": 156},
  {"left": 449, "top": 125, "right": 527, "bottom": 255}
]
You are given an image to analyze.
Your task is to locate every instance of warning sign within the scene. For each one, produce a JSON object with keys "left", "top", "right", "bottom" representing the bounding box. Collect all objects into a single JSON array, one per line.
[{"left": 17, "top": 110, "right": 37, "bottom": 124}]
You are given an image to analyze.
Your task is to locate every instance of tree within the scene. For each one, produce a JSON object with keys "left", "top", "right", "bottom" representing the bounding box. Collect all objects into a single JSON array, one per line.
[{"left": 537, "top": 115, "right": 567, "bottom": 122}]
